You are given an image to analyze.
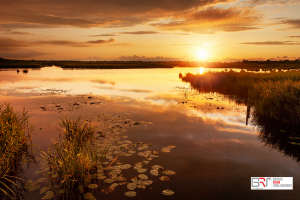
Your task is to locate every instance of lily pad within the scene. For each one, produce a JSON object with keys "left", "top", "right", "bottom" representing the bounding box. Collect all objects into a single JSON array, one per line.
[
  {"left": 127, "top": 183, "right": 137, "bottom": 190},
  {"left": 162, "top": 189, "right": 174, "bottom": 195},
  {"left": 137, "top": 168, "right": 147, "bottom": 173},
  {"left": 133, "top": 165, "right": 142, "bottom": 170},
  {"left": 163, "top": 169, "right": 176, "bottom": 175},
  {"left": 138, "top": 174, "right": 148, "bottom": 180},
  {"left": 159, "top": 176, "right": 170, "bottom": 182},
  {"left": 120, "top": 164, "right": 131, "bottom": 169},
  {"left": 125, "top": 191, "right": 136, "bottom": 197},
  {"left": 111, "top": 183, "right": 118, "bottom": 188},
  {"left": 42, "top": 191, "right": 55, "bottom": 199},
  {"left": 88, "top": 184, "right": 99, "bottom": 189},
  {"left": 142, "top": 180, "right": 153, "bottom": 186},
  {"left": 35, "top": 171, "right": 42, "bottom": 174},
  {"left": 84, "top": 192, "right": 96, "bottom": 200},
  {"left": 152, "top": 165, "right": 163, "bottom": 170},
  {"left": 37, "top": 178, "right": 46, "bottom": 183},
  {"left": 59, "top": 189, "right": 67, "bottom": 194},
  {"left": 150, "top": 169, "right": 159, "bottom": 176},
  {"left": 140, "top": 160, "right": 150, "bottom": 165},
  {"left": 40, "top": 187, "right": 50, "bottom": 194},
  {"left": 104, "top": 178, "right": 114, "bottom": 183}
]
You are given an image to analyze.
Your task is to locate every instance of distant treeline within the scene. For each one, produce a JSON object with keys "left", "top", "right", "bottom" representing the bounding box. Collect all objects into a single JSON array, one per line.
[{"left": 0, "top": 57, "right": 300, "bottom": 69}]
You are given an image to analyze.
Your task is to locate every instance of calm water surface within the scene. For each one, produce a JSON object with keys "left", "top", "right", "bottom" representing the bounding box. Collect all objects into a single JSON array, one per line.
[{"left": 0, "top": 67, "right": 299, "bottom": 199}]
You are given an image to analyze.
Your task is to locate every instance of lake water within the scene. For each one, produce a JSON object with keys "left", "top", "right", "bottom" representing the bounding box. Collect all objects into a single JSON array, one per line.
[{"left": 1, "top": 67, "right": 300, "bottom": 199}]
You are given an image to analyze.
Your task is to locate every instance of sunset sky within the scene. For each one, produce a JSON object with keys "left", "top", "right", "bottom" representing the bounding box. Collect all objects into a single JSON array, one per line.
[{"left": 1, "top": 0, "right": 300, "bottom": 61}]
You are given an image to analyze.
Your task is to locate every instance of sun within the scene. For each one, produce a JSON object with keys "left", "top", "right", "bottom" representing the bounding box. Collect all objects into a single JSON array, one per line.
[{"left": 196, "top": 50, "right": 209, "bottom": 60}]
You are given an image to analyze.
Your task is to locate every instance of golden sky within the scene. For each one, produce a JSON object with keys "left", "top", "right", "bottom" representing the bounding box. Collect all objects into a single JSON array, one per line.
[{"left": 0, "top": 0, "right": 300, "bottom": 61}]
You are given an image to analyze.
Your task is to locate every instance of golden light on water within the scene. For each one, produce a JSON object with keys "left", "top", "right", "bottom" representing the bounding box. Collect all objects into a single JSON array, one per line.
[{"left": 199, "top": 67, "right": 204, "bottom": 74}]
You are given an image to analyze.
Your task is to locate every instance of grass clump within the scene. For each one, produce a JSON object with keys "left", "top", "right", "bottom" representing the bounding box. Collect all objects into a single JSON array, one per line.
[
  {"left": 58, "top": 116, "right": 94, "bottom": 146},
  {"left": 0, "top": 103, "right": 34, "bottom": 199},
  {"left": 41, "top": 117, "right": 108, "bottom": 199}
]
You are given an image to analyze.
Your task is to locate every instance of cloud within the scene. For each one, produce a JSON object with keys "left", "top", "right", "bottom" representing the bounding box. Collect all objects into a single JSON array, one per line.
[
  {"left": 119, "top": 31, "right": 160, "bottom": 35},
  {"left": 118, "top": 55, "right": 184, "bottom": 61},
  {"left": 108, "top": 43, "right": 130, "bottom": 46},
  {"left": 245, "top": 0, "right": 300, "bottom": 5},
  {"left": 239, "top": 41, "right": 300, "bottom": 45},
  {"left": 0, "top": 50, "right": 52, "bottom": 59},
  {"left": 151, "top": 7, "right": 262, "bottom": 33},
  {"left": 0, "top": 0, "right": 235, "bottom": 29},
  {"left": 87, "top": 38, "right": 114, "bottom": 44},
  {"left": 171, "top": 43, "right": 203, "bottom": 45},
  {"left": 287, "top": 36, "right": 300, "bottom": 38},
  {"left": 3, "top": 30, "right": 34, "bottom": 35},
  {"left": 89, "top": 33, "right": 120, "bottom": 37},
  {"left": 279, "top": 18, "right": 300, "bottom": 29},
  {"left": 0, "top": 37, "right": 30, "bottom": 51},
  {"left": 36, "top": 38, "right": 115, "bottom": 46}
]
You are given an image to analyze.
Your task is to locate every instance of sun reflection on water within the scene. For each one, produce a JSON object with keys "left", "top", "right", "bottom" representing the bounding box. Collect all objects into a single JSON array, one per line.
[{"left": 199, "top": 67, "right": 204, "bottom": 74}]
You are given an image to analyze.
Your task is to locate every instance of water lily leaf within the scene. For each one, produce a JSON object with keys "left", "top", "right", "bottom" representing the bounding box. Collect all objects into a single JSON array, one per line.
[
  {"left": 125, "top": 191, "right": 136, "bottom": 197},
  {"left": 138, "top": 174, "right": 148, "bottom": 180},
  {"left": 120, "top": 164, "right": 131, "bottom": 169},
  {"left": 167, "top": 145, "right": 176, "bottom": 148},
  {"left": 109, "top": 169, "right": 121, "bottom": 175},
  {"left": 159, "top": 176, "right": 170, "bottom": 182},
  {"left": 142, "top": 180, "right": 153, "bottom": 186},
  {"left": 104, "top": 178, "right": 114, "bottom": 183},
  {"left": 152, "top": 165, "right": 163, "bottom": 170},
  {"left": 59, "top": 189, "right": 67, "bottom": 194},
  {"left": 128, "top": 151, "right": 136, "bottom": 154},
  {"left": 161, "top": 147, "right": 171, "bottom": 153},
  {"left": 141, "top": 161, "right": 150, "bottom": 165},
  {"left": 137, "top": 168, "right": 147, "bottom": 173},
  {"left": 134, "top": 165, "right": 142, "bottom": 170},
  {"left": 84, "top": 192, "right": 96, "bottom": 200},
  {"left": 42, "top": 191, "right": 55, "bottom": 199},
  {"left": 138, "top": 152, "right": 144, "bottom": 156},
  {"left": 127, "top": 183, "right": 136, "bottom": 190},
  {"left": 162, "top": 189, "right": 174, "bottom": 195},
  {"left": 150, "top": 170, "right": 159, "bottom": 176},
  {"left": 51, "top": 174, "right": 58, "bottom": 178},
  {"left": 136, "top": 185, "right": 146, "bottom": 189},
  {"left": 37, "top": 178, "right": 46, "bottom": 183},
  {"left": 101, "top": 186, "right": 115, "bottom": 194},
  {"left": 40, "top": 187, "right": 50, "bottom": 194},
  {"left": 119, "top": 182, "right": 127, "bottom": 185},
  {"left": 163, "top": 169, "right": 176, "bottom": 175},
  {"left": 279, "top": 130, "right": 286, "bottom": 132},
  {"left": 111, "top": 183, "right": 118, "bottom": 188},
  {"left": 35, "top": 171, "right": 42, "bottom": 174},
  {"left": 88, "top": 184, "right": 99, "bottom": 189},
  {"left": 97, "top": 175, "right": 107, "bottom": 180},
  {"left": 131, "top": 178, "right": 142, "bottom": 185}
]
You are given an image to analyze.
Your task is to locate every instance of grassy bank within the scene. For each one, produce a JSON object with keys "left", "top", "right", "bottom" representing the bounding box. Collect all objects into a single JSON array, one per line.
[
  {"left": 181, "top": 71, "right": 300, "bottom": 125},
  {"left": 0, "top": 104, "right": 34, "bottom": 199},
  {"left": 1, "top": 58, "right": 300, "bottom": 69}
]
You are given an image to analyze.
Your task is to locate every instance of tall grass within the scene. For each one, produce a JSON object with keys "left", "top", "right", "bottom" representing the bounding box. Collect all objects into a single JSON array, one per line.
[
  {"left": 41, "top": 117, "right": 108, "bottom": 199},
  {"left": 0, "top": 103, "right": 34, "bottom": 199},
  {"left": 58, "top": 116, "right": 94, "bottom": 146},
  {"left": 181, "top": 71, "right": 300, "bottom": 125}
]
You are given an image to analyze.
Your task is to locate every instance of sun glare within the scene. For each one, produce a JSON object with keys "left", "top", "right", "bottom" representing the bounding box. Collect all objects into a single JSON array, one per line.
[
  {"left": 199, "top": 67, "right": 204, "bottom": 74},
  {"left": 196, "top": 50, "right": 209, "bottom": 60}
]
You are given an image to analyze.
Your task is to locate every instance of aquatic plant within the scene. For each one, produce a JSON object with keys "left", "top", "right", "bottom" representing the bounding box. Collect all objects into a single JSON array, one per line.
[
  {"left": 58, "top": 116, "right": 94, "bottom": 146},
  {"left": 0, "top": 103, "right": 34, "bottom": 199},
  {"left": 35, "top": 115, "right": 175, "bottom": 199}
]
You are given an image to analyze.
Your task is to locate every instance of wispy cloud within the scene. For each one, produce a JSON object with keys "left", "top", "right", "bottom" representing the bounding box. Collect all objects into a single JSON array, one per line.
[
  {"left": 151, "top": 6, "right": 262, "bottom": 34},
  {"left": 118, "top": 31, "right": 160, "bottom": 35},
  {"left": 239, "top": 41, "right": 300, "bottom": 45}
]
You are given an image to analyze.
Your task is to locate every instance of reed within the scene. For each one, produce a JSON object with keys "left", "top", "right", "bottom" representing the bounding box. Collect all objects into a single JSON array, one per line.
[
  {"left": 0, "top": 103, "right": 34, "bottom": 199},
  {"left": 41, "top": 117, "right": 109, "bottom": 199}
]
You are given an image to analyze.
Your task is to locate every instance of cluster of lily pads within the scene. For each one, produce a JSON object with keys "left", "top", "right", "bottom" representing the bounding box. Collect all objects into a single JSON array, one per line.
[{"left": 26, "top": 111, "right": 176, "bottom": 199}]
